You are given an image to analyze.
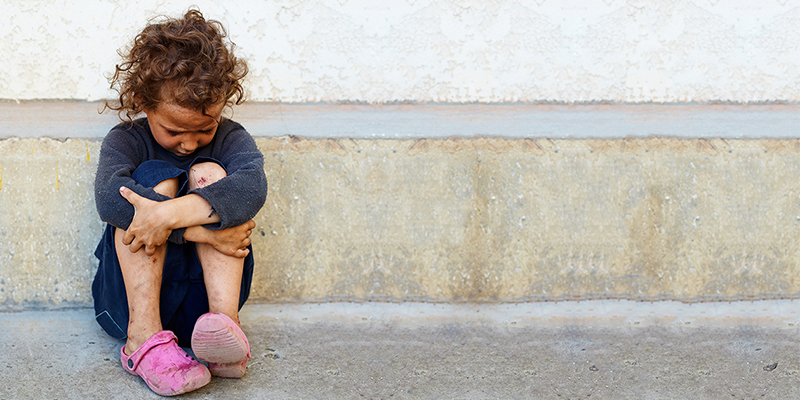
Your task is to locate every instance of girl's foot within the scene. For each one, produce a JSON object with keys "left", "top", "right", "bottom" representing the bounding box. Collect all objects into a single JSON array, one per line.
[
  {"left": 121, "top": 330, "right": 210, "bottom": 396},
  {"left": 191, "top": 312, "right": 251, "bottom": 378}
]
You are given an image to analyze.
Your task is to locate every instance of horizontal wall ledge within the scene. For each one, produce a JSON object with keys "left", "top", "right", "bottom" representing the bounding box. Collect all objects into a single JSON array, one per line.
[{"left": 1, "top": 101, "right": 798, "bottom": 140}]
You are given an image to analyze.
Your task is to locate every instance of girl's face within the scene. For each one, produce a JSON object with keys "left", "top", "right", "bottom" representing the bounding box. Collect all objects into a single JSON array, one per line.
[{"left": 145, "top": 102, "right": 225, "bottom": 156}]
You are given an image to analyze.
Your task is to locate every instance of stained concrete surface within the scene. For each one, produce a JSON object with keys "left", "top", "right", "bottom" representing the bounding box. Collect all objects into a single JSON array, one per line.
[{"left": 2, "top": 301, "right": 800, "bottom": 399}]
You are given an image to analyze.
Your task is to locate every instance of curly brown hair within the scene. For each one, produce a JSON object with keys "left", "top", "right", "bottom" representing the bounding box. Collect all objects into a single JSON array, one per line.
[{"left": 105, "top": 9, "right": 248, "bottom": 120}]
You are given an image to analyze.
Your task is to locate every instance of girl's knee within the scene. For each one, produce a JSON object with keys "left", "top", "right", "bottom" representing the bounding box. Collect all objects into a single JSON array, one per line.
[
  {"left": 188, "top": 162, "right": 227, "bottom": 190},
  {"left": 153, "top": 177, "right": 180, "bottom": 198}
]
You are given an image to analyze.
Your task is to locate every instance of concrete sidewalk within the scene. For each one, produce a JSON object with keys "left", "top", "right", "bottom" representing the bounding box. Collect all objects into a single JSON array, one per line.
[{"left": 2, "top": 301, "right": 800, "bottom": 399}]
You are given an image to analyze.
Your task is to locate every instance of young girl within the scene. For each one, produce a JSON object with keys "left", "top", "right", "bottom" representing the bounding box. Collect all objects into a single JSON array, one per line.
[{"left": 92, "top": 10, "right": 267, "bottom": 396}]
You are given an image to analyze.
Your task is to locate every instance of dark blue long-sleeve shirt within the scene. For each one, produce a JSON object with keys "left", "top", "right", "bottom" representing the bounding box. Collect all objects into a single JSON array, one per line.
[{"left": 94, "top": 118, "right": 268, "bottom": 244}]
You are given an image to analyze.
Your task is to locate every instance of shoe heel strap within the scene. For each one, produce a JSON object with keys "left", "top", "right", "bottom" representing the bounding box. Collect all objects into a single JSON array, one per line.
[{"left": 123, "top": 331, "right": 178, "bottom": 372}]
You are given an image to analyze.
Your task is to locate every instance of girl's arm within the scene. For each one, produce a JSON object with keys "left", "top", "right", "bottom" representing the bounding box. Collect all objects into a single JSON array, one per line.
[
  {"left": 118, "top": 188, "right": 220, "bottom": 255},
  {"left": 95, "top": 125, "right": 170, "bottom": 230},
  {"left": 185, "top": 124, "right": 268, "bottom": 230},
  {"left": 119, "top": 187, "right": 256, "bottom": 257},
  {"left": 95, "top": 124, "right": 194, "bottom": 245}
]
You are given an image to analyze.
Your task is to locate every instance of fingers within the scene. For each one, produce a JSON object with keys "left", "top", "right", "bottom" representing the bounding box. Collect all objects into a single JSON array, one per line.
[
  {"left": 235, "top": 247, "right": 250, "bottom": 258},
  {"left": 119, "top": 186, "right": 142, "bottom": 205},
  {"left": 220, "top": 246, "right": 248, "bottom": 258},
  {"left": 240, "top": 220, "right": 256, "bottom": 238},
  {"left": 119, "top": 187, "right": 140, "bottom": 250},
  {"left": 228, "top": 239, "right": 251, "bottom": 257},
  {"left": 126, "top": 238, "right": 163, "bottom": 255},
  {"left": 127, "top": 238, "right": 143, "bottom": 254},
  {"left": 235, "top": 221, "right": 255, "bottom": 257},
  {"left": 120, "top": 229, "right": 155, "bottom": 255},
  {"left": 122, "top": 229, "right": 135, "bottom": 246}
]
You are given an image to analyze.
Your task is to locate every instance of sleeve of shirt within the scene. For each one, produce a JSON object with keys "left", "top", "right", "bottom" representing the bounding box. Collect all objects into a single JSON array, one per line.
[
  {"left": 187, "top": 125, "right": 268, "bottom": 230},
  {"left": 93, "top": 125, "right": 185, "bottom": 243}
]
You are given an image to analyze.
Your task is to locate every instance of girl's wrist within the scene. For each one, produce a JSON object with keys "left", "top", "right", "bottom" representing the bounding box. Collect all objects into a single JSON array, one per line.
[
  {"left": 183, "top": 225, "right": 210, "bottom": 244},
  {"left": 161, "top": 199, "right": 183, "bottom": 231},
  {"left": 160, "top": 194, "right": 220, "bottom": 230}
]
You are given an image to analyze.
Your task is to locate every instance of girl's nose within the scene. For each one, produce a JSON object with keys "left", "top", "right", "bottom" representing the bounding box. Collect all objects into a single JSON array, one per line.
[{"left": 182, "top": 141, "right": 198, "bottom": 152}]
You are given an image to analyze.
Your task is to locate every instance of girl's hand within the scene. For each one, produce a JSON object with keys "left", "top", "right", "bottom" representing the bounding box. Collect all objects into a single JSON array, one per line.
[
  {"left": 204, "top": 220, "right": 255, "bottom": 258},
  {"left": 119, "top": 186, "right": 175, "bottom": 256}
]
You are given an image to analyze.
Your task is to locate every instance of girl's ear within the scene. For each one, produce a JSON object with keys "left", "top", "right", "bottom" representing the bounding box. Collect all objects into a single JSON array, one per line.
[
  {"left": 137, "top": 94, "right": 155, "bottom": 116},
  {"left": 133, "top": 93, "right": 144, "bottom": 111},
  {"left": 134, "top": 93, "right": 156, "bottom": 110}
]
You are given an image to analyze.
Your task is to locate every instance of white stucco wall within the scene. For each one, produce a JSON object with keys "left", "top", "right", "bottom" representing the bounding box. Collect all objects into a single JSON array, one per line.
[{"left": 1, "top": 0, "right": 798, "bottom": 103}]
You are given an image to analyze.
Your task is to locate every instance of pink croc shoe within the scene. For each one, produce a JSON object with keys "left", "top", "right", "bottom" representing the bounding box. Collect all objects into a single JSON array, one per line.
[
  {"left": 121, "top": 330, "right": 211, "bottom": 396},
  {"left": 191, "top": 313, "right": 251, "bottom": 378}
]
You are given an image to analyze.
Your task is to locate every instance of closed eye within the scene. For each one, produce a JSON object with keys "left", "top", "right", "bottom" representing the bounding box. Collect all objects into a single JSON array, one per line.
[{"left": 165, "top": 128, "right": 213, "bottom": 135}]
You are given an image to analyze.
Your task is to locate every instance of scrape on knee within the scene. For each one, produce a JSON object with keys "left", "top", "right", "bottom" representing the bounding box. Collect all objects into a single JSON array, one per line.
[{"left": 188, "top": 162, "right": 227, "bottom": 190}]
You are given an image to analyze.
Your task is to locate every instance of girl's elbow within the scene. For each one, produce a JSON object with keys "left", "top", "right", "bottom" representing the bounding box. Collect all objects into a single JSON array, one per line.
[
  {"left": 259, "top": 182, "right": 268, "bottom": 204},
  {"left": 254, "top": 174, "right": 268, "bottom": 201}
]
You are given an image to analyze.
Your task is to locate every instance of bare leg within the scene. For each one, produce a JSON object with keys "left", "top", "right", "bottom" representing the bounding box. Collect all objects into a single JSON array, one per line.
[
  {"left": 188, "top": 162, "right": 244, "bottom": 326},
  {"left": 118, "top": 178, "right": 179, "bottom": 355}
]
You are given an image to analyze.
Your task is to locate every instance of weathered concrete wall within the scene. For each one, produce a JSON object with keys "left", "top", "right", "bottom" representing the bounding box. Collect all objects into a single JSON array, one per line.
[
  {"left": 3, "top": 0, "right": 800, "bottom": 102},
  {"left": 2, "top": 131, "right": 799, "bottom": 308},
  {"left": 0, "top": 138, "right": 102, "bottom": 308},
  {"left": 256, "top": 137, "right": 800, "bottom": 302}
]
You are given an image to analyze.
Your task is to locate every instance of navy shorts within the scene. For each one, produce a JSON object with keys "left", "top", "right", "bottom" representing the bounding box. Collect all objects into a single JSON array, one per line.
[{"left": 92, "top": 158, "right": 254, "bottom": 346}]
